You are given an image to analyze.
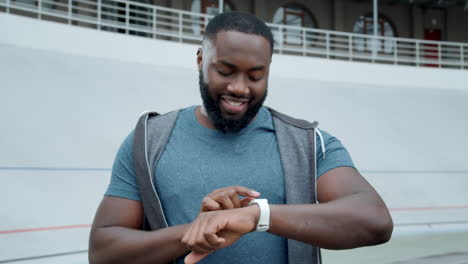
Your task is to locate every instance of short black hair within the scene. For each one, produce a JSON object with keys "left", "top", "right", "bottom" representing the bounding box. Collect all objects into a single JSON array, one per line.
[{"left": 204, "top": 11, "right": 274, "bottom": 55}]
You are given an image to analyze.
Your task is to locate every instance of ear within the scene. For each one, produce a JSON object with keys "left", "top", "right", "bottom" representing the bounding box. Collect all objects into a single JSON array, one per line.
[{"left": 196, "top": 48, "right": 203, "bottom": 71}]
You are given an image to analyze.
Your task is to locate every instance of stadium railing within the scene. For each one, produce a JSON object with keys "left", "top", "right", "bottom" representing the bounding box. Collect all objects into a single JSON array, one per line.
[{"left": 1, "top": 0, "right": 467, "bottom": 69}]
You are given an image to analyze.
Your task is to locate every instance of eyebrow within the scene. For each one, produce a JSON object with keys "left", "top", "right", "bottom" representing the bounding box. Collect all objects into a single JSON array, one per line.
[{"left": 218, "top": 60, "right": 265, "bottom": 72}]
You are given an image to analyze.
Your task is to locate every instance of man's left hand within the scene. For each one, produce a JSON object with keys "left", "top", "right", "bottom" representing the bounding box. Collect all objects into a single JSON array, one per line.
[{"left": 200, "top": 185, "right": 260, "bottom": 212}]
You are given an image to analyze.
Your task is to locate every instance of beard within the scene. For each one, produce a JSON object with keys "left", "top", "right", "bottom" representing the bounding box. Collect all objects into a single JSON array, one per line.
[{"left": 199, "top": 71, "right": 267, "bottom": 133}]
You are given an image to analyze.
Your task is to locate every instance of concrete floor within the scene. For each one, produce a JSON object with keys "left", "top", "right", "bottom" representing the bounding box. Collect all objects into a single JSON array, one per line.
[{"left": 392, "top": 252, "right": 468, "bottom": 264}]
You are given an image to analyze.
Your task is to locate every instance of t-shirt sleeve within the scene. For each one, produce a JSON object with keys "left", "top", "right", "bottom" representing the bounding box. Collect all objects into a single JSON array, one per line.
[
  {"left": 316, "top": 129, "right": 355, "bottom": 178},
  {"left": 104, "top": 130, "right": 141, "bottom": 201}
]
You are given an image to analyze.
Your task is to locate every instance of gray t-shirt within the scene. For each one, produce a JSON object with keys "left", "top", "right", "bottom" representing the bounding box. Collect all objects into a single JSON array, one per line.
[{"left": 105, "top": 105, "right": 355, "bottom": 263}]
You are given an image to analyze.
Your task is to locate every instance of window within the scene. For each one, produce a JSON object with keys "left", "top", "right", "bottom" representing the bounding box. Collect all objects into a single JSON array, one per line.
[
  {"left": 191, "top": 0, "right": 235, "bottom": 35},
  {"left": 11, "top": 0, "right": 58, "bottom": 11},
  {"left": 12, "top": 0, "right": 35, "bottom": 6},
  {"left": 101, "top": 0, "right": 152, "bottom": 37},
  {"left": 191, "top": 0, "right": 234, "bottom": 16},
  {"left": 353, "top": 15, "right": 396, "bottom": 53},
  {"left": 272, "top": 4, "right": 316, "bottom": 45}
]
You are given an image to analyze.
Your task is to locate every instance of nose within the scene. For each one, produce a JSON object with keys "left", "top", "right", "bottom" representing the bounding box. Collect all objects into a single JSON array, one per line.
[{"left": 227, "top": 74, "right": 249, "bottom": 97}]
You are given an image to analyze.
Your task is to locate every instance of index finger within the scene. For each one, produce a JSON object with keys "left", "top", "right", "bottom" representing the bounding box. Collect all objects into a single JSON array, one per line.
[
  {"left": 230, "top": 186, "right": 261, "bottom": 198},
  {"left": 185, "top": 251, "right": 209, "bottom": 264}
]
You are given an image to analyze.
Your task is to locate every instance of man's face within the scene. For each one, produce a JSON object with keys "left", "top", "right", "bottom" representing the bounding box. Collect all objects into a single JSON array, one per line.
[{"left": 198, "top": 31, "right": 271, "bottom": 133}]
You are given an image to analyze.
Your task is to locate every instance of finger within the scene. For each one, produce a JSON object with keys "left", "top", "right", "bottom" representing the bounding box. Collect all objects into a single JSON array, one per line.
[
  {"left": 201, "top": 197, "right": 222, "bottom": 212},
  {"left": 215, "top": 194, "right": 236, "bottom": 210},
  {"left": 228, "top": 191, "right": 241, "bottom": 208},
  {"left": 191, "top": 243, "right": 214, "bottom": 254},
  {"left": 185, "top": 251, "right": 210, "bottom": 264},
  {"left": 232, "top": 186, "right": 261, "bottom": 198},
  {"left": 212, "top": 186, "right": 260, "bottom": 198},
  {"left": 199, "top": 213, "right": 224, "bottom": 249},
  {"left": 187, "top": 219, "right": 215, "bottom": 253},
  {"left": 205, "top": 232, "right": 225, "bottom": 248},
  {"left": 181, "top": 222, "right": 196, "bottom": 249},
  {"left": 240, "top": 197, "right": 255, "bottom": 207}
]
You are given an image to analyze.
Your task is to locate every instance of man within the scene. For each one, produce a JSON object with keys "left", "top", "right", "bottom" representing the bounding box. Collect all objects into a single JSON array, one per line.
[{"left": 89, "top": 11, "right": 393, "bottom": 264}]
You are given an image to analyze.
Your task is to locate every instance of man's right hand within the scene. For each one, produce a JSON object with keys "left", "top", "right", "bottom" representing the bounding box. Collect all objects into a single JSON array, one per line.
[
  {"left": 200, "top": 185, "right": 261, "bottom": 212},
  {"left": 177, "top": 186, "right": 260, "bottom": 263},
  {"left": 183, "top": 205, "right": 260, "bottom": 264}
]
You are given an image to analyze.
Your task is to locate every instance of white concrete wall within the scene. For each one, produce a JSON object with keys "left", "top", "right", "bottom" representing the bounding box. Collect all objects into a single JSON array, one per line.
[{"left": 1, "top": 13, "right": 468, "bottom": 262}]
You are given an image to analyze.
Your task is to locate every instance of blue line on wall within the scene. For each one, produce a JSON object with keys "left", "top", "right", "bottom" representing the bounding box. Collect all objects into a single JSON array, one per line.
[{"left": 0, "top": 167, "right": 467, "bottom": 174}]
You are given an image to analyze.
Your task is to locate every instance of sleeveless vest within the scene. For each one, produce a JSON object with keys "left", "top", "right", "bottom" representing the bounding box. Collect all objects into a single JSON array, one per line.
[{"left": 133, "top": 107, "right": 322, "bottom": 264}]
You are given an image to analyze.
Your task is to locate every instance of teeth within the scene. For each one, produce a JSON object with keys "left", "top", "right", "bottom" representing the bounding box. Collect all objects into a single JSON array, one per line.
[{"left": 226, "top": 100, "right": 242, "bottom": 106}]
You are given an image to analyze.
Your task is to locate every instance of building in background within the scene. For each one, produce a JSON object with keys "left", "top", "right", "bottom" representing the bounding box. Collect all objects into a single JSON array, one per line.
[
  {"left": 3, "top": 0, "right": 467, "bottom": 69},
  {"left": 9, "top": 0, "right": 466, "bottom": 41}
]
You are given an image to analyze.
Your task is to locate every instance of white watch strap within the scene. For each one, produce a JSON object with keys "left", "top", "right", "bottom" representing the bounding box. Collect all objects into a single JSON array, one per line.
[{"left": 249, "top": 199, "right": 270, "bottom": 232}]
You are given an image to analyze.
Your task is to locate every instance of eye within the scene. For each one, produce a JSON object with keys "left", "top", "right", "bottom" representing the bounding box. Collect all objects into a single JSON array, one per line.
[
  {"left": 215, "top": 66, "right": 233, "bottom": 77},
  {"left": 217, "top": 70, "right": 232, "bottom": 77},
  {"left": 249, "top": 75, "right": 262, "bottom": 82}
]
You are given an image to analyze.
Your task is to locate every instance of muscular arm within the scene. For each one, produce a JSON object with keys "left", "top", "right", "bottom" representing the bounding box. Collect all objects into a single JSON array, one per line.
[
  {"left": 88, "top": 196, "right": 190, "bottom": 264},
  {"left": 183, "top": 168, "right": 392, "bottom": 263},
  {"left": 268, "top": 167, "right": 393, "bottom": 249}
]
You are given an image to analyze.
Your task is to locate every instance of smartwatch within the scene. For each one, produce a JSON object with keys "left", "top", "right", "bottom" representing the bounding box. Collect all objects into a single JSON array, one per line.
[{"left": 249, "top": 199, "right": 270, "bottom": 232}]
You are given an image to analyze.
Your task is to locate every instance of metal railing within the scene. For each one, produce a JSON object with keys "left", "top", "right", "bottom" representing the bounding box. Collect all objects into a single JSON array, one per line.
[{"left": 1, "top": 0, "right": 467, "bottom": 69}]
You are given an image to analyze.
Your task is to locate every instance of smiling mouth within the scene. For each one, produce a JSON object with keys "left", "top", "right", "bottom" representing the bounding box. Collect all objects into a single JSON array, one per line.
[
  {"left": 220, "top": 97, "right": 249, "bottom": 114},
  {"left": 225, "top": 99, "right": 243, "bottom": 106}
]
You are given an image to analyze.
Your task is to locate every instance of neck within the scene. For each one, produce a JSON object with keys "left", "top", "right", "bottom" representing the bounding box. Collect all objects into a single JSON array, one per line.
[
  {"left": 200, "top": 105, "right": 208, "bottom": 118},
  {"left": 195, "top": 105, "right": 216, "bottom": 130}
]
